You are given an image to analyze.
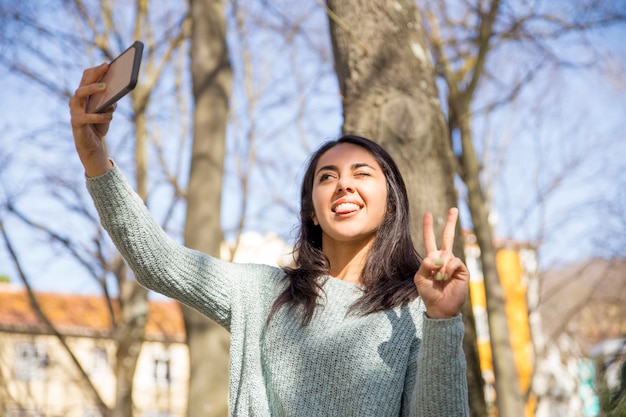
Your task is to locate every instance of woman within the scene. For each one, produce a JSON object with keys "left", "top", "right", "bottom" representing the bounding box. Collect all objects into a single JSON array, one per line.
[{"left": 69, "top": 63, "right": 470, "bottom": 416}]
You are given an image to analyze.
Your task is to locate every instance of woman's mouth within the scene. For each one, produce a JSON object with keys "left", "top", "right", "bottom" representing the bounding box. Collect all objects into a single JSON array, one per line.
[{"left": 333, "top": 202, "right": 361, "bottom": 215}]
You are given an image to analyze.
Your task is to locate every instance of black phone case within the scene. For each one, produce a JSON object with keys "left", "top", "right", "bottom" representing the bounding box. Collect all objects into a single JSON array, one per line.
[{"left": 86, "top": 41, "right": 144, "bottom": 113}]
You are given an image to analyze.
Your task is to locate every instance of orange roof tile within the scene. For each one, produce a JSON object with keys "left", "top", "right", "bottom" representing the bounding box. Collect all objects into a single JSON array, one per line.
[{"left": 0, "top": 287, "right": 185, "bottom": 342}]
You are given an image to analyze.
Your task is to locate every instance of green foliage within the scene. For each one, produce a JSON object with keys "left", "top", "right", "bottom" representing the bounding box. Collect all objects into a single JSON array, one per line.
[
  {"left": 598, "top": 386, "right": 626, "bottom": 416},
  {"left": 598, "top": 360, "right": 626, "bottom": 417}
]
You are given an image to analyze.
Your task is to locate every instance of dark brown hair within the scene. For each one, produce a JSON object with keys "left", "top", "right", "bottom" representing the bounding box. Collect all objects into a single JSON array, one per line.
[{"left": 270, "top": 135, "right": 421, "bottom": 326}]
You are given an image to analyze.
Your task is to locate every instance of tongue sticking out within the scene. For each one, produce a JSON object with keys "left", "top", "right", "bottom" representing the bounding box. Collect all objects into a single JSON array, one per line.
[{"left": 335, "top": 202, "right": 360, "bottom": 215}]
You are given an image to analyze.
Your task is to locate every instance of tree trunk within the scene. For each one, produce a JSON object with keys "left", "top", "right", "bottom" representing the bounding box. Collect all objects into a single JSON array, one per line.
[
  {"left": 113, "top": 276, "right": 148, "bottom": 417},
  {"left": 184, "top": 0, "right": 233, "bottom": 416},
  {"left": 111, "top": 63, "right": 152, "bottom": 417},
  {"left": 456, "top": 111, "right": 526, "bottom": 416},
  {"left": 325, "top": 1, "right": 486, "bottom": 415},
  {"left": 425, "top": 0, "right": 527, "bottom": 412}
]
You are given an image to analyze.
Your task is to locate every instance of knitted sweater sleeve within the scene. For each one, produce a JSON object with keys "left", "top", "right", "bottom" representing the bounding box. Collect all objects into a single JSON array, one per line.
[
  {"left": 86, "top": 164, "right": 278, "bottom": 330},
  {"left": 402, "top": 314, "right": 469, "bottom": 416}
]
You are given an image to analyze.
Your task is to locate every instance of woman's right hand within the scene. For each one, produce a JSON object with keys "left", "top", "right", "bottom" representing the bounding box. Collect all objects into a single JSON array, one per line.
[
  {"left": 68, "top": 63, "right": 115, "bottom": 177},
  {"left": 413, "top": 208, "right": 470, "bottom": 319}
]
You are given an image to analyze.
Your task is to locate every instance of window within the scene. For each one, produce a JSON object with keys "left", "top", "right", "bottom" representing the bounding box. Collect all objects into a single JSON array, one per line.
[
  {"left": 83, "top": 408, "right": 103, "bottom": 417},
  {"left": 13, "top": 342, "right": 47, "bottom": 381},
  {"left": 7, "top": 409, "right": 43, "bottom": 417},
  {"left": 153, "top": 352, "right": 171, "bottom": 387},
  {"left": 90, "top": 347, "right": 108, "bottom": 377}
]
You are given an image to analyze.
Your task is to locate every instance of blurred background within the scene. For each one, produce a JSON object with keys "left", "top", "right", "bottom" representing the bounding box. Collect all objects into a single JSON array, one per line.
[{"left": 0, "top": 1, "right": 624, "bottom": 416}]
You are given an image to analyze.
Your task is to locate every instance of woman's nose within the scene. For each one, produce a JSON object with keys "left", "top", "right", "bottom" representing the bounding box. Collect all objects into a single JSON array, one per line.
[{"left": 336, "top": 177, "right": 354, "bottom": 193}]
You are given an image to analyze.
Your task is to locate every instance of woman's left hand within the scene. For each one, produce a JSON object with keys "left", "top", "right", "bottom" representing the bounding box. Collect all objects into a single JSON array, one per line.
[{"left": 413, "top": 207, "right": 470, "bottom": 319}]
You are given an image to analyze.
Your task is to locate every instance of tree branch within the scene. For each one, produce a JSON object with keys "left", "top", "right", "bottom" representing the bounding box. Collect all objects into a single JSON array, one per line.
[{"left": 0, "top": 218, "right": 110, "bottom": 415}]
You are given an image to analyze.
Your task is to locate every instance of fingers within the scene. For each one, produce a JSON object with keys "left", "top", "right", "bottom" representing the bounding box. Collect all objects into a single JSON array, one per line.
[
  {"left": 423, "top": 211, "right": 437, "bottom": 254},
  {"left": 69, "top": 95, "right": 113, "bottom": 131},
  {"left": 69, "top": 64, "right": 115, "bottom": 132},
  {"left": 415, "top": 209, "right": 468, "bottom": 320},
  {"left": 417, "top": 254, "right": 467, "bottom": 283},
  {"left": 423, "top": 207, "right": 459, "bottom": 254},
  {"left": 440, "top": 256, "right": 468, "bottom": 281},
  {"left": 69, "top": 63, "right": 108, "bottom": 111},
  {"left": 420, "top": 256, "right": 450, "bottom": 281},
  {"left": 441, "top": 207, "right": 459, "bottom": 252},
  {"left": 79, "top": 62, "right": 108, "bottom": 86},
  {"left": 420, "top": 207, "right": 460, "bottom": 281},
  {"left": 69, "top": 82, "right": 105, "bottom": 113}
]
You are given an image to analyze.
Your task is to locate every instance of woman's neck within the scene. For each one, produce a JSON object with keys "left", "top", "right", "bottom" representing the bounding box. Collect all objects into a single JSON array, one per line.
[{"left": 323, "top": 238, "right": 373, "bottom": 284}]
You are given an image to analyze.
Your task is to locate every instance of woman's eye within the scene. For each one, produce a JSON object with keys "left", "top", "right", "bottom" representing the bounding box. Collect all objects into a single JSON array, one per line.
[
  {"left": 355, "top": 172, "right": 370, "bottom": 177},
  {"left": 319, "top": 173, "right": 334, "bottom": 182}
]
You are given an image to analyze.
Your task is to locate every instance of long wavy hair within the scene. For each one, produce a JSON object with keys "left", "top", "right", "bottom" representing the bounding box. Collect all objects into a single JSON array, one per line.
[{"left": 270, "top": 135, "right": 422, "bottom": 326}]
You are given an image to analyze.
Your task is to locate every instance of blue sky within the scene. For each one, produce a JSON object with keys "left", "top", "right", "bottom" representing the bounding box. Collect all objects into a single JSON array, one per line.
[{"left": 1, "top": 1, "right": 625, "bottom": 295}]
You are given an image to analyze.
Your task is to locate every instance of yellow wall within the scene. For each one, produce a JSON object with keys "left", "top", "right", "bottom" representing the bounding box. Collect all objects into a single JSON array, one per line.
[
  {"left": 496, "top": 249, "right": 534, "bottom": 395},
  {"left": 467, "top": 245, "right": 535, "bottom": 416}
]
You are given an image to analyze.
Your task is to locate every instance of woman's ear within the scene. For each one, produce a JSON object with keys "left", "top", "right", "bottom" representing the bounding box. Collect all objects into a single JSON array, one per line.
[{"left": 311, "top": 213, "right": 319, "bottom": 226}]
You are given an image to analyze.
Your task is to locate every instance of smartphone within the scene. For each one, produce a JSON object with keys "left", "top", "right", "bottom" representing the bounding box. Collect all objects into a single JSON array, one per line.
[{"left": 86, "top": 41, "right": 144, "bottom": 113}]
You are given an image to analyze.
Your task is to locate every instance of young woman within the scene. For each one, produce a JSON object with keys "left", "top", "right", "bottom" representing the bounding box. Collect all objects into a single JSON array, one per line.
[{"left": 69, "top": 63, "right": 470, "bottom": 416}]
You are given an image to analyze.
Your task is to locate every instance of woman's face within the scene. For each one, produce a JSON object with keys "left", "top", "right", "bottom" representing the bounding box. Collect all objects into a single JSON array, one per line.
[{"left": 311, "top": 143, "right": 388, "bottom": 248}]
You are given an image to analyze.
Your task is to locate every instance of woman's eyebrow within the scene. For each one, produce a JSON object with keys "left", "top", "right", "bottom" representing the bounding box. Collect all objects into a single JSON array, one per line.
[
  {"left": 315, "top": 165, "right": 339, "bottom": 176},
  {"left": 315, "top": 162, "right": 376, "bottom": 176},
  {"left": 352, "top": 163, "right": 376, "bottom": 170}
]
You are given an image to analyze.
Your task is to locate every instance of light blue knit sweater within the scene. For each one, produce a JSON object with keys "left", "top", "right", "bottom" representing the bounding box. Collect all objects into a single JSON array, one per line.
[{"left": 87, "top": 165, "right": 469, "bottom": 416}]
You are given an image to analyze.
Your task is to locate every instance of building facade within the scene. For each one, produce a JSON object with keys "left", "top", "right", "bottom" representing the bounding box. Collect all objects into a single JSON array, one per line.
[{"left": 0, "top": 286, "right": 189, "bottom": 417}]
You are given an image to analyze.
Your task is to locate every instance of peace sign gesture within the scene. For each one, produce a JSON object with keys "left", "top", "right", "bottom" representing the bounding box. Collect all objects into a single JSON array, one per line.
[{"left": 413, "top": 208, "right": 470, "bottom": 319}]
